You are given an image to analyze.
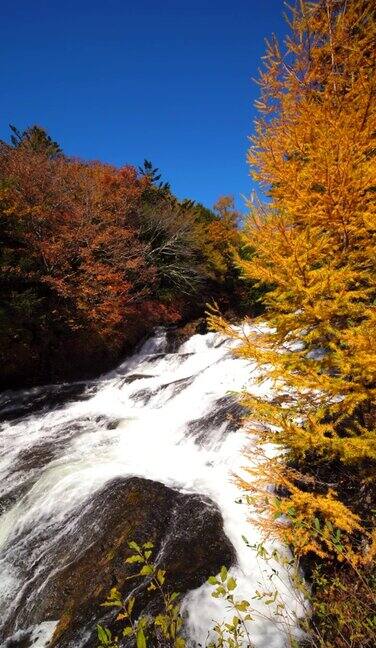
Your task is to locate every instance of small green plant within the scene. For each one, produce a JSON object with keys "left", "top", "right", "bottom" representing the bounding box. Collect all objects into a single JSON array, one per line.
[
  {"left": 206, "top": 566, "right": 254, "bottom": 648},
  {"left": 97, "top": 541, "right": 185, "bottom": 648},
  {"left": 97, "top": 539, "right": 308, "bottom": 647}
]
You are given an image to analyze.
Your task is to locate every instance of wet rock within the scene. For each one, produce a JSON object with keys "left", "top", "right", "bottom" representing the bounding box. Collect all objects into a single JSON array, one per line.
[
  {"left": 177, "top": 353, "right": 194, "bottom": 361},
  {"left": 213, "top": 337, "right": 228, "bottom": 349},
  {"left": 144, "top": 353, "right": 167, "bottom": 363},
  {"left": 119, "top": 374, "right": 155, "bottom": 386},
  {"left": 130, "top": 387, "right": 156, "bottom": 405},
  {"left": 0, "top": 417, "right": 108, "bottom": 518},
  {"left": 0, "top": 481, "right": 34, "bottom": 517},
  {"left": 186, "top": 395, "right": 246, "bottom": 446},
  {"left": 1, "top": 477, "right": 235, "bottom": 648},
  {"left": 106, "top": 419, "right": 121, "bottom": 430},
  {"left": 1, "top": 629, "right": 32, "bottom": 647},
  {"left": 0, "top": 382, "right": 96, "bottom": 423},
  {"left": 13, "top": 443, "right": 57, "bottom": 473},
  {"left": 1, "top": 623, "right": 57, "bottom": 648},
  {"left": 165, "top": 319, "right": 207, "bottom": 353},
  {"left": 160, "top": 377, "right": 195, "bottom": 397},
  {"left": 131, "top": 377, "right": 194, "bottom": 405},
  {"left": 0, "top": 417, "right": 107, "bottom": 517}
]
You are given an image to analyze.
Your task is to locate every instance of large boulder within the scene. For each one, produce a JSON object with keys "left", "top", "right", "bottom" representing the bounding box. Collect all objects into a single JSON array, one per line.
[{"left": 2, "top": 477, "right": 235, "bottom": 647}]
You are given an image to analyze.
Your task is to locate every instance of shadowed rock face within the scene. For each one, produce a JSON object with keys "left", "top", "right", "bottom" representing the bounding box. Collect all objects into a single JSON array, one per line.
[
  {"left": 0, "top": 382, "right": 97, "bottom": 423},
  {"left": 186, "top": 396, "right": 247, "bottom": 446},
  {"left": 165, "top": 319, "right": 207, "bottom": 353},
  {"left": 131, "top": 376, "right": 195, "bottom": 405},
  {"left": 2, "top": 477, "right": 235, "bottom": 648}
]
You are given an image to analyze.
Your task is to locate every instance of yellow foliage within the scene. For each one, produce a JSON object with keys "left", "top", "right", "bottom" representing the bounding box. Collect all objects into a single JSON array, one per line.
[{"left": 209, "top": 0, "right": 376, "bottom": 569}]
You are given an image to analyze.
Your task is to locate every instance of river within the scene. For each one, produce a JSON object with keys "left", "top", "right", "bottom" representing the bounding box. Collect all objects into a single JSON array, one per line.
[{"left": 0, "top": 327, "right": 305, "bottom": 647}]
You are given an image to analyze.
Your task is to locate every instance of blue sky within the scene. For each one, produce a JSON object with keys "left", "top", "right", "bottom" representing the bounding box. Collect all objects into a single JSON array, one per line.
[{"left": 1, "top": 0, "right": 286, "bottom": 211}]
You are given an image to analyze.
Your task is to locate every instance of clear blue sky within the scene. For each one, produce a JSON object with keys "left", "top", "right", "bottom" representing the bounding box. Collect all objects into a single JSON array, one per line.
[{"left": 1, "top": 0, "right": 286, "bottom": 212}]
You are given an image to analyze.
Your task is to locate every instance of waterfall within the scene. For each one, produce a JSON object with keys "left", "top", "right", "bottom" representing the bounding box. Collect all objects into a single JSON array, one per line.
[{"left": 0, "top": 328, "right": 305, "bottom": 647}]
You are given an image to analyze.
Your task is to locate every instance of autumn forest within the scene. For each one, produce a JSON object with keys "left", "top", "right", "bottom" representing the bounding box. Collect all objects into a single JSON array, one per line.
[{"left": 0, "top": 128, "right": 254, "bottom": 389}]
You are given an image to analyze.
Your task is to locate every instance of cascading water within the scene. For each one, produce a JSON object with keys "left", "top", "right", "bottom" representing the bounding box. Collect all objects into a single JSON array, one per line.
[{"left": 0, "top": 327, "right": 306, "bottom": 647}]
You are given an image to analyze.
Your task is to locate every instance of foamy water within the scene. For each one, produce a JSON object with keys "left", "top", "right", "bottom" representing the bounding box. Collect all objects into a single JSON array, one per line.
[{"left": 0, "top": 327, "right": 306, "bottom": 646}]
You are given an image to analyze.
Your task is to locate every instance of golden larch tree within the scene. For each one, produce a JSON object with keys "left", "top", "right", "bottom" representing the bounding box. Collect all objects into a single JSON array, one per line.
[{"left": 210, "top": 0, "right": 376, "bottom": 561}]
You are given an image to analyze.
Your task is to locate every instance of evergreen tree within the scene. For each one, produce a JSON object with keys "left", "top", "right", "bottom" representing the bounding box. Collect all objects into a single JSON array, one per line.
[{"left": 8, "top": 124, "right": 62, "bottom": 158}]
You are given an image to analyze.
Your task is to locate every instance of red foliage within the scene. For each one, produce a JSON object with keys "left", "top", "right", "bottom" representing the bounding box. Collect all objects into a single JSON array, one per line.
[{"left": 0, "top": 144, "right": 180, "bottom": 385}]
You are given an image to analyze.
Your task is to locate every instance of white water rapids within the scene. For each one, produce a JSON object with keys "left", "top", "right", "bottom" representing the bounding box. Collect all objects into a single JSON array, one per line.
[{"left": 0, "top": 327, "right": 306, "bottom": 647}]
